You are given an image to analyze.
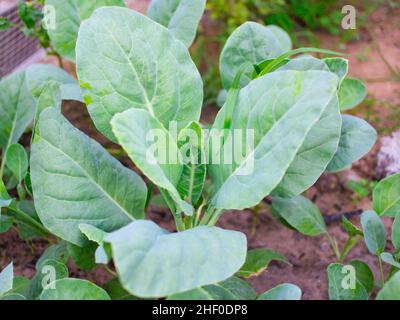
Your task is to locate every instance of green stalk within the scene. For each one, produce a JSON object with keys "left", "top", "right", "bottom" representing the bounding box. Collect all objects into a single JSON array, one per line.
[
  {"left": 378, "top": 254, "right": 385, "bottom": 287},
  {"left": 7, "top": 204, "right": 49, "bottom": 237},
  {"left": 199, "top": 207, "right": 216, "bottom": 226},
  {"left": 207, "top": 210, "right": 223, "bottom": 227},
  {"left": 339, "top": 236, "right": 361, "bottom": 263},
  {"left": 326, "top": 233, "right": 341, "bottom": 261}
]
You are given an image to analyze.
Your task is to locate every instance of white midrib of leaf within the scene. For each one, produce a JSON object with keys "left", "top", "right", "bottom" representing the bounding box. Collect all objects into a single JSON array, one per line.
[
  {"left": 38, "top": 136, "right": 135, "bottom": 221},
  {"left": 106, "top": 28, "right": 156, "bottom": 118}
]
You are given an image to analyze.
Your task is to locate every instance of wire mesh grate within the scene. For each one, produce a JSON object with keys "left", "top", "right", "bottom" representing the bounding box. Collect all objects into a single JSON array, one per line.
[{"left": 0, "top": 4, "right": 39, "bottom": 78}]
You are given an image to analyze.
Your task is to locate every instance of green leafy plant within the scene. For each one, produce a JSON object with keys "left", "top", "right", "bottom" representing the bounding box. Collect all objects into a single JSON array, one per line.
[{"left": 0, "top": 1, "right": 383, "bottom": 300}]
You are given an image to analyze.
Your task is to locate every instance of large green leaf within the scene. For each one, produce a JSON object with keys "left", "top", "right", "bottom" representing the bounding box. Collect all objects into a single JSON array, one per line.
[
  {"left": 25, "top": 64, "right": 82, "bottom": 101},
  {"left": 103, "top": 278, "right": 138, "bottom": 301},
  {"left": 327, "top": 263, "right": 368, "bottom": 300},
  {"left": 381, "top": 252, "right": 400, "bottom": 269},
  {"left": 177, "top": 122, "right": 206, "bottom": 205},
  {"left": 111, "top": 108, "right": 192, "bottom": 216},
  {"left": 76, "top": 7, "right": 203, "bottom": 141},
  {"left": 31, "top": 108, "right": 147, "bottom": 246},
  {"left": 220, "top": 22, "right": 292, "bottom": 89},
  {"left": 373, "top": 173, "right": 400, "bottom": 217},
  {"left": 376, "top": 271, "right": 400, "bottom": 300},
  {"left": 45, "top": 0, "right": 125, "bottom": 61},
  {"left": 168, "top": 277, "right": 256, "bottom": 300},
  {"left": 105, "top": 220, "right": 247, "bottom": 298},
  {"left": 273, "top": 96, "right": 341, "bottom": 197},
  {"left": 326, "top": 115, "right": 377, "bottom": 172},
  {"left": 350, "top": 260, "right": 374, "bottom": 294},
  {"left": 148, "top": 0, "right": 206, "bottom": 47},
  {"left": 237, "top": 248, "right": 290, "bottom": 278},
  {"left": 257, "top": 283, "right": 302, "bottom": 300},
  {"left": 0, "top": 263, "right": 13, "bottom": 296},
  {"left": 271, "top": 196, "right": 326, "bottom": 236},
  {"left": 5, "top": 144, "right": 28, "bottom": 182},
  {"left": 209, "top": 70, "right": 338, "bottom": 210},
  {"left": 67, "top": 242, "right": 97, "bottom": 270},
  {"left": 360, "top": 211, "right": 386, "bottom": 255},
  {"left": 27, "top": 259, "right": 69, "bottom": 300},
  {"left": 323, "top": 57, "right": 349, "bottom": 85},
  {"left": 339, "top": 78, "right": 367, "bottom": 111},
  {"left": 40, "top": 278, "right": 111, "bottom": 300},
  {"left": 0, "top": 71, "right": 35, "bottom": 150},
  {"left": 271, "top": 57, "right": 341, "bottom": 197}
]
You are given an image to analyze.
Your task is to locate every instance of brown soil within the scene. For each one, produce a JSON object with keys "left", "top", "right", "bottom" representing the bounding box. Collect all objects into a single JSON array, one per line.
[{"left": 1, "top": 2, "right": 399, "bottom": 300}]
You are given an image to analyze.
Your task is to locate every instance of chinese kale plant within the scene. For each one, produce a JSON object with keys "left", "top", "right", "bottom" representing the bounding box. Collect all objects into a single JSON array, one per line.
[{"left": 0, "top": 0, "right": 390, "bottom": 300}]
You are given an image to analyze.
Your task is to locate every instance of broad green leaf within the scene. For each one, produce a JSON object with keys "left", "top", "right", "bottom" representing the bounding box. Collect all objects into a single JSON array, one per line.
[
  {"left": 36, "top": 242, "right": 69, "bottom": 268},
  {"left": 104, "top": 278, "right": 138, "bottom": 301},
  {"left": 168, "top": 277, "right": 256, "bottom": 300},
  {"left": 5, "top": 144, "right": 28, "bottom": 182},
  {"left": 342, "top": 216, "right": 363, "bottom": 237},
  {"left": 273, "top": 96, "right": 341, "bottom": 197},
  {"left": 79, "top": 224, "right": 111, "bottom": 265},
  {"left": 373, "top": 172, "right": 400, "bottom": 217},
  {"left": 67, "top": 242, "right": 97, "bottom": 271},
  {"left": 0, "top": 71, "right": 35, "bottom": 150},
  {"left": 105, "top": 220, "right": 247, "bottom": 297},
  {"left": 76, "top": 7, "right": 203, "bottom": 141},
  {"left": 323, "top": 57, "right": 349, "bottom": 84},
  {"left": 79, "top": 224, "right": 108, "bottom": 245},
  {"left": 31, "top": 108, "right": 147, "bottom": 246},
  {"left": 381, "top": 252, "right": 400, "bottom": 269},
  {"left": 0, "top": 263, "right": 13, "bottom": 296},
  {"left": 360, "top": 211, "right": 386, "bottom": 255},
  {"left": 393, "top": 213, "right": 400, "bottom": 251},
  {"left": 45, "top": 0, "right": 126, "bottom": 61},
  {"left": 27, "top": 259, "right": 69, "bottom": 300},
  {"left": 34, "top": 81, "right": 62, "bottom": 127},
  {"left": 148, "top": 0, "right": 206, "bottom": 47},
  {"left": 220, "top": 22, "right": 291, "bottom": 89},
  {"left": 271, "top": 196, "right": 326, "bottom": 236},
  {"left": 0, "top": 215, "right": 13, "bottom": 234},
  {"left": 265, "top": 25, "right": 292, "bottom": 53},
  {"left": 237, "top": 248, "right": 290, "bottom": 278},
  {"left": 0, "top": 293, "right": 26, "bottom": 300},
  {"left": 111, "top": 109, "right": 192, "bottom": 216},
  {"left": 25, "top": 64, "right": 82, "bottom": 101},
  {"left": 327, "top": 263, "right": 368, "bottom": 300},
  {"left": 326, "top": 115, "right": 377, "bottom": 172},
  {"left": 257, "top": 283, "right": 302, "bottom": 300},
  {"left": 9, "top": 277, "right": 30, "bottom": 297},
  {"left": 40, "top": 278, "right": 111, "bottom": 300},
  {"left": 270, "top": 57, "right": 341, "bottom": 197},
  {"left": 209, "top": 70, "right": 338, "bottom": 210},
  {"left": 339, "top": 78, "right": 367, "bottom": 111},
  {"left": 377, "top": 271, "right": 400, "bottom": 300},
  {"left": 350, "top": 260, "right": 374, "bottom": 294},
  {"left": 177, "top": 122, "right": 206, "bottom": 205}
]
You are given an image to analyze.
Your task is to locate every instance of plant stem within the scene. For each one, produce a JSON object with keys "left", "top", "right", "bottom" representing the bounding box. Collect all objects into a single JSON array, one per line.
[
  {"left": 7, "top": 204, "right": 49, "bottom": 237},
  {"left": 326, "top": 233, "right": 341, "bottom": 261},
  {"left": 378, "top": 254, "right": 385, "bottom": 287},
  {"left": 339, "top": 236, "right": 361, "bottom": 263},
  {"left": 207, "top": 210, "right": 223, "bottom": 227},
  {"left": 199, "top": 207, "right": 215, "bottom": 226}
]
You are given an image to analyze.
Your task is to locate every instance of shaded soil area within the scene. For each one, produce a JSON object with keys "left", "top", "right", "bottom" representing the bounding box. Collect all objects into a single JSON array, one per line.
[{"left": 1, "top": 2, "right": 399, "bottom": 300}]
